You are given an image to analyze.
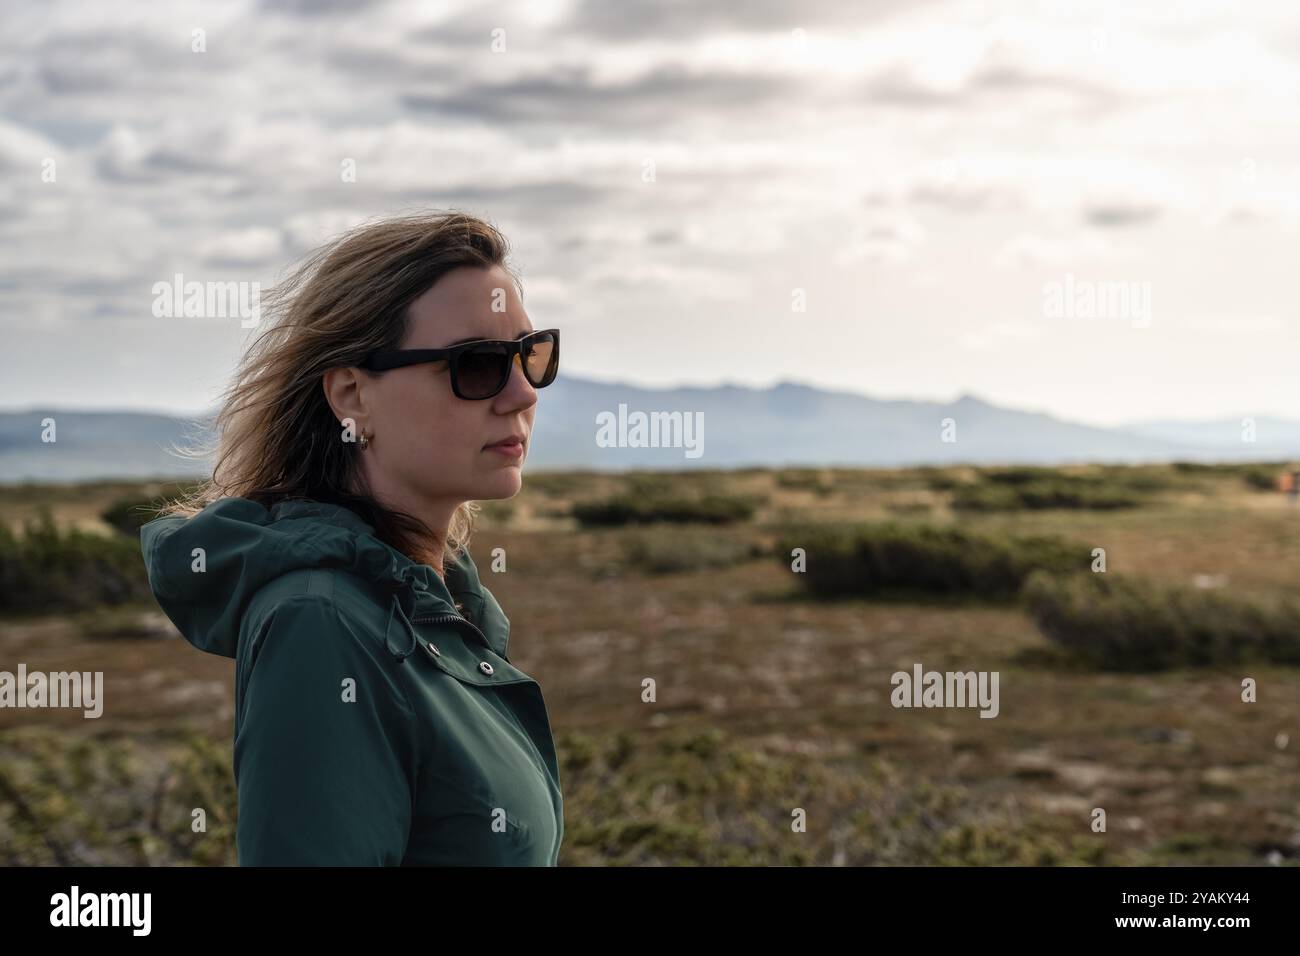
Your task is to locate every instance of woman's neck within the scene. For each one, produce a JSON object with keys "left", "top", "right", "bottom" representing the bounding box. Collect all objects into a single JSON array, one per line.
[{"left": 412, "top": 544, "right": 445, "bottom": 579}]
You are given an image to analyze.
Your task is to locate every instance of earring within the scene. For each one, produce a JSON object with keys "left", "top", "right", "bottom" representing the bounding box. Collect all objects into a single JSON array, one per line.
[{"left": 358, "top": 431, "right": 370, "bottom": 450}]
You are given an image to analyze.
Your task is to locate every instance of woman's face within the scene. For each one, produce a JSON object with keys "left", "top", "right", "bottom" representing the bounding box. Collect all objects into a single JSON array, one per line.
[{"left": 339, "top": 264, "right": 540, "bottom": 518}]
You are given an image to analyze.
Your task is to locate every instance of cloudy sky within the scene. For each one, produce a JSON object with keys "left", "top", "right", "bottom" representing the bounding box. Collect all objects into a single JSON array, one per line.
[{"left": 1, "top": 0, "right": 1297, "bottom": 427}]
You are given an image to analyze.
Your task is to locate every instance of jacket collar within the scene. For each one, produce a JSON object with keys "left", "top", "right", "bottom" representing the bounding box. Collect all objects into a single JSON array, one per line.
[
  {"left": 268, "top": 499, "right": 510, "bottom": 660},
  {"left": 263, "top": 494, "right": 506, "bottom": 658},
  {"left": 141, "top": 495, "right": 512, "bottom": 661}
]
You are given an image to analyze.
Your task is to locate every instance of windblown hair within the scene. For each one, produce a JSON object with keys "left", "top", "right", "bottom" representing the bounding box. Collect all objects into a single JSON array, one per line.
[{"left": 158, "top": 209, "right": 523, "bottom": 566}]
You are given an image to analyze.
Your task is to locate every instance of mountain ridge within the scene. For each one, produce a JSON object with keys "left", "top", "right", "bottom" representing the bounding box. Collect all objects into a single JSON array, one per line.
[{"left": 2, "top": 375, "right": 1295, "bottom": 483}]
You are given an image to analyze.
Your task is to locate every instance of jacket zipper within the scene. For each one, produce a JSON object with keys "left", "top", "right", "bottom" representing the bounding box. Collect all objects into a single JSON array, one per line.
[
  {"left": 411, "top": 612, "right": 532, "bottom": 689},
  {"left": 411, "top": 611, "right": 494, "bottom": 654}
]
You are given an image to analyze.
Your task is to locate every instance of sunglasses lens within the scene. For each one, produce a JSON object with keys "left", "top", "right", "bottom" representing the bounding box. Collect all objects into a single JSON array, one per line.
[
  {"left": 451, "top": 333, "right": 558, "bottom": 398},
  {"left": 524, "top": 333, "right": 558, "bottom": 388},
  {"left": 456, "top": 344, "right": 510, "bottom": 399}
]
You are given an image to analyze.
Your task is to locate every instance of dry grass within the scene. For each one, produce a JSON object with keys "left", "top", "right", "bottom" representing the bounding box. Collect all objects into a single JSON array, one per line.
[{"left": 1, "top": 464, "right": 1297, "bottom": 865}]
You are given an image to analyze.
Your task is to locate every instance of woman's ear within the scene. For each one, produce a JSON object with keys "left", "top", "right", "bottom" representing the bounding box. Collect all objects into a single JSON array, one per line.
[{"left": 322, "top": 366, "right": 371, "bottom": 437}]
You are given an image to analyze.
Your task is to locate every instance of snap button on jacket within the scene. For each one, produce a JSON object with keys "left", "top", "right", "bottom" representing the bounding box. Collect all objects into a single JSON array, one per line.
[{"left": 139, "top": 496, "right": 564, "bottom": 866}]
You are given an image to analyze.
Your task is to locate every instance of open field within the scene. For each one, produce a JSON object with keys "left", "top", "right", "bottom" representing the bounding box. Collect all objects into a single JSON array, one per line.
[{"left": 1, "top": 462, "right": 1297, "bottom": 865}]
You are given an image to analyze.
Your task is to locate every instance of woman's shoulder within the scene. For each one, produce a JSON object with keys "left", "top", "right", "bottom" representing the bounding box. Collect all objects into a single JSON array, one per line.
[
  {"left": 246, "top": 556, "right": 394, "bottom": 615},
  {"left": 236, "top": 588, "right": 420, "bottom": 720},
  {"left": 241, "top": 566, "right": 394, "bottom": 659}
]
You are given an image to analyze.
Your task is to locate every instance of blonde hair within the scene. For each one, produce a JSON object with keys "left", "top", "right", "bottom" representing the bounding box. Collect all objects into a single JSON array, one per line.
[{"left": 159, "top": 209, "right": 523, "bottom": 566}]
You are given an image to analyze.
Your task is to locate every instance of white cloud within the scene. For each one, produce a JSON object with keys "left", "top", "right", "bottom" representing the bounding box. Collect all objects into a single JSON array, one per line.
[
  {"left": 959, "top": 321, "right": 1045, "bottom": 351},
  {"left": 3, "top": 0, "right": 1300, "bottom": 424},
  {"left": 836, "top": 216, "right": 927, "bottom": 266},
  {"left": 197, "top": 227, "right": 284, "bottom": 266},
  {"left": 993, "top": 233, "right": 1125, "bottom": 269}
]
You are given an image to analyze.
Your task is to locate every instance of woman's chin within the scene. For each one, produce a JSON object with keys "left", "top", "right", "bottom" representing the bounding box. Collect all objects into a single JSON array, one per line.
[{"left": 475, "top": 471, "right": 523, "bottom": 499}]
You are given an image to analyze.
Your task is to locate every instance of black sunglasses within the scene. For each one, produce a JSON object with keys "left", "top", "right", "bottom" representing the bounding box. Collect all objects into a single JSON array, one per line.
[{"left": 360, "top": 329, "right": 560, "bottom": 400}]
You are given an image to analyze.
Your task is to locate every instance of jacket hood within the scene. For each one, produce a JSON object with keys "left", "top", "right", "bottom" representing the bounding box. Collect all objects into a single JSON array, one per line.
[{"left": 139, "top": 496, "right": 510, "bottom": 663}]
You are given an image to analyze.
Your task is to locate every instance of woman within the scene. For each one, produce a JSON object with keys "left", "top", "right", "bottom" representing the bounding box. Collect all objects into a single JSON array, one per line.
[{"left": 139, "top": 210, "right": 564, "bottom": 866}]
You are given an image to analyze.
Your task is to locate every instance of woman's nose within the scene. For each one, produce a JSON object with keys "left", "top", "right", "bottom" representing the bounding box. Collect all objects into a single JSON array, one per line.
[{"left": 502, "top": 353, "right": 537, "bottom": 399}]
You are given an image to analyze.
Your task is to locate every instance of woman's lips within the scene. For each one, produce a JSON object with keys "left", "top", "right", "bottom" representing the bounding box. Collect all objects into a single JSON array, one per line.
[{"left": 485, "top": 439, "right": 524, "bottom": 458}]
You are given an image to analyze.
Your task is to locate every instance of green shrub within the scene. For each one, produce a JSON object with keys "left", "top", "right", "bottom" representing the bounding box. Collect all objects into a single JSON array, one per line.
[
  {"left": 883, "top": 500, "right": 934, "bottom": 517},
  {"left": 1021, "top": 570, "right": 1300, "bottom": 671},
  {"left": 520, "top": 471, "right": 598, "bottom": 497},
  {"left": 573, "top": 492, "right": 760, "bottom": 527},
  {"left": 478, "top": 500, "right": 516, "bottom": 526},
  {"left": 1239, "top": 465, "right": 1284, "bottom": 492},
  {"left": 777, "top": 522, "right": 1087, "bottom": 600},
  {"left": 952, "top": 477, "right": 1143, "bottom": 512},
  {"left": 1095, "top": 466, "right": 1182, "bottom": 492},
  {"left": 100, "top": 482, "right": 200, "bottom": 536},
  {"left": 915, "top": 467, "right": 965, "bottom": 491},
  {"left": 0, "top": 508, "right": 151, "bottom": 613},
  {"left": 950, "top": 466, "right": 1183, "bottom": 512},
  {"left": 774, "top": 469, "right": 833, "bottom": 495},
  {"left": 0, "top": 728, "right": 236, "bottom": 865},
  {"left": 623, "top": 473, "right": 680, "bottom": 498},
  {"left": 980, "top": 466, "right": 1056, "bottom": 486}
]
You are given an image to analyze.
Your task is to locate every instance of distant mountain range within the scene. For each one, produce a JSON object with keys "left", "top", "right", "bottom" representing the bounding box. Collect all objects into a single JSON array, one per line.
[{"left": 2, "top": 376, "right": 1296, "bottom": 483}]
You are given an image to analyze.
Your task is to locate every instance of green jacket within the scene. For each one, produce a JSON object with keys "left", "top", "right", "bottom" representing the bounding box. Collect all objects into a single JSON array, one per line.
[{"left": 139, "top": 496, "right": 564, "bottom": 866}]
